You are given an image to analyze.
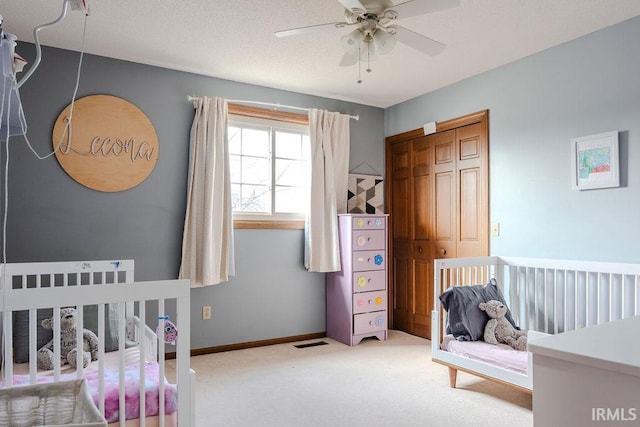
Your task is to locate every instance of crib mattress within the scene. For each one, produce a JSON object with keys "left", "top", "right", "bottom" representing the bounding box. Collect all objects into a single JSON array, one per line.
[
  {"left": 8, "top": 347, "right": 177, "bottom": 424},
  {"left": 13, "top": 346, "right": 143, "bottom": 376},
  {"left": 441, "top": 335, "right": 528, "bottom": 374}
]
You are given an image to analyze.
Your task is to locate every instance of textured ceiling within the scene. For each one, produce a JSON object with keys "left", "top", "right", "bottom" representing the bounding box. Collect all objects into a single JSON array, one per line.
[{"left": 2, "top": 0, "right": 640, "bottom": 108}]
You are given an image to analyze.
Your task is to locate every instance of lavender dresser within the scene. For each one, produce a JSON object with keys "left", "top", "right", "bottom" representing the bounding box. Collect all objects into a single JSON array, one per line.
[{"left": 327, "top": 214, "right": 389, "bottom": 346}]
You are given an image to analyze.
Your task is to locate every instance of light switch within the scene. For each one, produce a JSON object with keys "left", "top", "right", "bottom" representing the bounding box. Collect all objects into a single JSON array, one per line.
[{"left": 491, "top": 223, "right": 500, "bottom": 237}]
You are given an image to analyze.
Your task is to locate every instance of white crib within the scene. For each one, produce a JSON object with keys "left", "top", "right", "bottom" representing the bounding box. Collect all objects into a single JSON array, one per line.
[
  {"left": 0, "top": 259, "right": 195, "bottom": 426},
  {"left": 432, "top": 256, "right": 640, "bottom": 392}
]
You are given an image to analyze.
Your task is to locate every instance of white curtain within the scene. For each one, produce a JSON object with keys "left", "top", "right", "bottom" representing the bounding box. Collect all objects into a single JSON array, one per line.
[
  {"left": 179, "top": 97, "right": 235, "bottom": 287},
  {"left": 305, "top": 108, "right": 350, "bottom": 272}
]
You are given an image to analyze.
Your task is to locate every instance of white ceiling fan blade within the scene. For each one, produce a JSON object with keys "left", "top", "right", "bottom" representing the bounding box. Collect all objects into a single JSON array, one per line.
[
  {"left": 337, "top": 0, "right": 367, "bottom": 15},
  {"left": 339, "top": 52, "right": 358, "bottom": 67},
  {"left": 389, "top": 0, "right": 460, "bottom": 19},
  {"left": 392, "top": 25, "right": 445, "bottom": 56},
  {"left": 275, "top": 22, "right": 347, "bottom": 37}
]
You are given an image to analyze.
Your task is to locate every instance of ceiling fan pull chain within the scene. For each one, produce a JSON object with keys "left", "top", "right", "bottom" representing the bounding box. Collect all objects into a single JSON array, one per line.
[
  {"left": 366, "top": 41, "right": 372, "bottom": 73},
  {"left": 357, "top": 45, "right": 362, "bottom": 84}
]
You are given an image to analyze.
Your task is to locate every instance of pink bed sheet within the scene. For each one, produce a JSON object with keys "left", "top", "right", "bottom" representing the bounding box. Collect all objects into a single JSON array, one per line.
[{"left": 441, "top": 335, "right": 528, "bottom": 374}]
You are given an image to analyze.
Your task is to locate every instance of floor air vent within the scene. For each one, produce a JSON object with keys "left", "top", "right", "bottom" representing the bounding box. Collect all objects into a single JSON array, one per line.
[{"left": 294, "top": 341, "right": 328, "bottom": 349}]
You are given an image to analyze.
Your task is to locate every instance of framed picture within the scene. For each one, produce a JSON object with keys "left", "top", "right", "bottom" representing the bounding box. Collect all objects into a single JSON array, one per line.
[
  {"left": 571, "top": 131, "right": 619, "bottom": 190},
  {"left": 347, "top": 173, "right": 384, "bottom": 214}
]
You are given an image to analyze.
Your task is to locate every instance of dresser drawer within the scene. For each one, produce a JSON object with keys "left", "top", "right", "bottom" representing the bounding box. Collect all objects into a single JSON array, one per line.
[
  {"left": 353, "top": 311, "right": 387, "bottom": 335},
  {"left": 353, "top": 291, "right": 387, "bottom": 314},
  {"left": 352, "top": 216, "right": 386, "bottom": 230},
  {"left": 352, "top": 250, "right": 386, "bottom": 272},
  {"left": 352, "top": 229, "right": 385, "bottom": 251},
  {"left": 353, "top": 270, "right": 386, "bottom": 293}
]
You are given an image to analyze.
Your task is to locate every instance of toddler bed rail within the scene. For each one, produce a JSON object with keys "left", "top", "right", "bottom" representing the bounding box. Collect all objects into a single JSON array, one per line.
[
  {"left": 0, "top": 260, "right": 194, "bottom": 426},
  {"left": 432, "top": 256, "right": 640, "bottom": 391}
]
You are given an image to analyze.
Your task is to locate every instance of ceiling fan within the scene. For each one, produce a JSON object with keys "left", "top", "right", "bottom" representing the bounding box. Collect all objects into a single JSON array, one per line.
[{"left": 275, "top": 0, "right": 460, "bottom": 80}]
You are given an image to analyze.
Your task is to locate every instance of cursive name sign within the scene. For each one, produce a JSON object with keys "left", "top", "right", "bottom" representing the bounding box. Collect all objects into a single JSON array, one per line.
[{"left": 52, "top": 95, "right": 159, "bottom": 192}]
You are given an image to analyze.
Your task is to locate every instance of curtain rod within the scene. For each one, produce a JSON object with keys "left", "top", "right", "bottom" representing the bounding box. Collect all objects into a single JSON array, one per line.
[{"left": 187, "top": 96, "right": 359, "bottom": 121}]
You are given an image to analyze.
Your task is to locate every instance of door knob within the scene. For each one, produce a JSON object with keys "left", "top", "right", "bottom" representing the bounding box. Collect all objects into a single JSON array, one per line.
[
  {"left": 418, "top": 246, "right": 423, "bottom": 254},
  {"left": 440, "top": 248, "right": 447, "bottom": 255}
]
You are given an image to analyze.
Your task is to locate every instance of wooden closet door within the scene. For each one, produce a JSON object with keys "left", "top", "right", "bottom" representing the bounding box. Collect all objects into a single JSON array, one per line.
[
  {"left": 388, "top": 140, "right": 412, "bottom": 333},
  {"left": 386, "top": 110, "right": 489, "bottom": 340},
  {"left": 456, "top": 122, "right": 488, "bottom": 257},
  {"left": 432, "top": 130, "right": 457, "bottom": 260},
  {"left": 388, "top": 136, "right": 433, "bottom": 338},
  {"left": 411, "top": 136, "right": 433, "bottom": 338}
]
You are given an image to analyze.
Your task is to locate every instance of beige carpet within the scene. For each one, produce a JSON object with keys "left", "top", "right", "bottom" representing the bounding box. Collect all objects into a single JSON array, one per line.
[{"left": 172, "top": 330, "right": 532, "bottom": 426}]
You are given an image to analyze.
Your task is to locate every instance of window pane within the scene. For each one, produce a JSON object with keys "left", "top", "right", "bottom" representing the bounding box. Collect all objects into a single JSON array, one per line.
[
  {"left": 229, "top": 154, "right": 241, "bottom": 183},
  {"left": 275, "top": 186, "right": 308, "bottom": 213},
  {"left": 228, "top": 127, "right": 242, "bottom": 155},
  {"left": 302, "top": 135, "right": 310, "bottom": 160},
  {"left": 228, "top": 115, "right": 310, "bottom": 219},
  {"left": 275, "top": 159, "right": 308, "bottom": 187},
  {"left": 240, "top": 184, "right": 270, "bottom": 212},
  {"left": 231, "top": 183, "right": 241, "bottom": 211},
  {"left": 242, "top": 128, "right": 269, "bottom": 156},
  {"left": 242, "top": 156, "right": 270, "bottom": 185},
  {"left": 276, "top": 131, "right": 304, "bottom": 159}
]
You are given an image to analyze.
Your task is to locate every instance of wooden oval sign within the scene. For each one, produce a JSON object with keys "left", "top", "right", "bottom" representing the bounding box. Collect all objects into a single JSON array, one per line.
[{"left": 52, "top": 95, "right": 159, "bottom": 192}]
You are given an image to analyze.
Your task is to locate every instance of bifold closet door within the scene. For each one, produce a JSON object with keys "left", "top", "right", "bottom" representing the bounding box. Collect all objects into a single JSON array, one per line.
[{"left": 386, "top": 110, "right": 489, "bottom": 340}]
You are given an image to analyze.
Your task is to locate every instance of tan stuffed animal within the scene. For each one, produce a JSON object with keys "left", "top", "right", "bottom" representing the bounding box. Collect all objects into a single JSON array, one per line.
[
  {"left": 37, "top": 307, "right": 99, "bottom": 370},
  {"left": 479, "top": 300, "right": 527, "bottom": 351}
]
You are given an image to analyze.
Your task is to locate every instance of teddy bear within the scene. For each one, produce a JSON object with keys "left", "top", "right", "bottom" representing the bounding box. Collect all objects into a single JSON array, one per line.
[
  {"left": 479, "top": 299, "right": 528, "bottom": 351},
  {"left": 37, "top": 307, "right": 99, "bottom": 370}
]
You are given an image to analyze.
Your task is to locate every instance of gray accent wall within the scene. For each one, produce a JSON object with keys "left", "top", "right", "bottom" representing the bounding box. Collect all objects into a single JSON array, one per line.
[
  {"left": 6, "top": 43, "right": 384, "bottom": 350},
  {"left": 386, "top": 16, "right": 640, "bottom": 264}
]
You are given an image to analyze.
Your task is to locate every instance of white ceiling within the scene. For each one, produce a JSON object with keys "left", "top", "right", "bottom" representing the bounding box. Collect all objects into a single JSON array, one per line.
[{"left": 2, "top": 0, "right": 640, "bottom": 108}]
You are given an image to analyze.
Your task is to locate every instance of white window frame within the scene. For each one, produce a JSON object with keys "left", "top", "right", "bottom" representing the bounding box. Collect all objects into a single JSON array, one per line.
[{"left": 228, "top": 112, "right": 310, "bottom": 226}]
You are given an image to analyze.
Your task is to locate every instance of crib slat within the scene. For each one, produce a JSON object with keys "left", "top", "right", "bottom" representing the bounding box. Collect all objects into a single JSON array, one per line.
[
  {"left": 98, "top": 303, "right": 106, "bottom": 416},
  {"left": 553, "top": 269, "right": 558, "bottom": 334},
  {"left": 633, "top": 276, "right": 640, "bottom": 315},
  {"left": 139, "top": 300, "right": 147, "bottom": 427},
  {"left": 118, "top": 301, "right": 126, "bottom": 427},
  {"left": 542, "top": 268, "right": 547, "bottom": 333},
  {"left": 158, "top": 299, "right": 166, "bottom": 427},
  {"left": 53, "top": 307, "right": 61, "bottom": 382},
  {"left": 76, "top": 305, "right": 84, "bottom": 379},
  {"left": 176, "top": 291, "right": 192, "bottom": 427},
  {"left": 3, "top": 311, "right": 14, "bottom": 386},
  {"left": 29, "top": 309, "right": 37, "bottom": 384}
]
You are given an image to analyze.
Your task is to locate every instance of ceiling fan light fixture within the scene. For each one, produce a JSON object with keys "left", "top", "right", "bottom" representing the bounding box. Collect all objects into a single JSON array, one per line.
[
  {"left": 373, "top": 28, "right": 396, "bottom": 55},
  {"left": 340, "top": 28, "right": 363, "bottom": 55}
]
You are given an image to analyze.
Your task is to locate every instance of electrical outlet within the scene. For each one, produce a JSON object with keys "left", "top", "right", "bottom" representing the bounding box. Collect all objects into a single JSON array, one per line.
[{"left": 202, "top": 305, "right": 211, "bottom": 320}]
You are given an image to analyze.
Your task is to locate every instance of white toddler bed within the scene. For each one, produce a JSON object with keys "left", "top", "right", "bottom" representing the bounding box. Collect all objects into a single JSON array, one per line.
[
  {"left": 432, "top": 256, "right": 640, "bottom": 392},
  {"left": 0, "top": 259, "right": 195, "bottom": 426}
]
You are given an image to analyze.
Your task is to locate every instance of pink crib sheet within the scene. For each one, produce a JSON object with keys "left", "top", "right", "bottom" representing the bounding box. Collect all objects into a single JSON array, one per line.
[
  {"left": 441, "top": 335, "right": 528, "bottom": 374},
  {"left": 6, "top": 358, "right": 177, "bottom": 423}
]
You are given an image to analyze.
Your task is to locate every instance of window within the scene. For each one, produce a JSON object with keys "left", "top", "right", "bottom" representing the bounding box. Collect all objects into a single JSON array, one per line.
[{"left": 228, "top": 105, "right": 310, "bottom": 229}]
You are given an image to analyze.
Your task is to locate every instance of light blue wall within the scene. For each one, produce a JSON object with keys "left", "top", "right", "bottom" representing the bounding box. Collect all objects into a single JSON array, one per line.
[
  {"left": 385, "top": 16, "right": 640, "bottom": 263},
  {"left": 7, "top": 44, "right": 385, "bottom": 350}
]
